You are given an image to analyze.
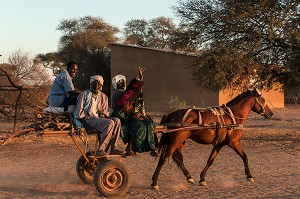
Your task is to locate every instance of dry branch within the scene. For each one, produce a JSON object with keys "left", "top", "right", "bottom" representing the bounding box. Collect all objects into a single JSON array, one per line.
[{"left": 0, "top": 68, "right": 29, "bottom": 134}]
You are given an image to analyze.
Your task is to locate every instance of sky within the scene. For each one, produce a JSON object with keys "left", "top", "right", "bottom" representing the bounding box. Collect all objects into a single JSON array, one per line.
[{"left": 0, "top": 0, "right": 178, "bottom": 62}]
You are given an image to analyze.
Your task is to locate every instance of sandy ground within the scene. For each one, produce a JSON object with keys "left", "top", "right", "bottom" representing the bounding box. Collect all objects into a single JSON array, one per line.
[{"left": 0, "top": 105, "right": 299, "bottom": 198}]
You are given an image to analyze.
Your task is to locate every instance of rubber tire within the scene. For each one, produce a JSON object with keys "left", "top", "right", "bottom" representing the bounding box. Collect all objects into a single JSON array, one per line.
[
  {"left": 93, "top": 160, "right": 131, "bottom": 197},
  {"left": 76, "top": 152, "right": 103, "bottom": 184}
]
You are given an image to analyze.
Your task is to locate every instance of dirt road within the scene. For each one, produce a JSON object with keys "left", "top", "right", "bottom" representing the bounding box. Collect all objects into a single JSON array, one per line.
[{"left": 0, "top": 106, "right": 299, "bottom": 198}]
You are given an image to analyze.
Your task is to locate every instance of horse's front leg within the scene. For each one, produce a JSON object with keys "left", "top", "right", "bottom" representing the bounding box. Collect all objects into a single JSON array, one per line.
[
  {"left": 200, "top": 143, "right": 224, "bottom": 186},
  {"left": 151, "top": 146, "right": 175, "bottom": 190},
  {"left": 230, "top": 141, "right": 254, "bottom": 182},
  {"left": 172, "top": 144, "right": 194, "bottom": 184}
]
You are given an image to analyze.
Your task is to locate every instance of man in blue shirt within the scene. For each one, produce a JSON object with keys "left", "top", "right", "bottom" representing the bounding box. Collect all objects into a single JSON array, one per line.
[{"left": 47, "top": 61, "right": 80, "bottom": 111}]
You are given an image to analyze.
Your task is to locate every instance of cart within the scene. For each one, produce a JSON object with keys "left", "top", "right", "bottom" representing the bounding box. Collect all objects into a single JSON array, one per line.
[
  {"left": 2, "top": 110, "right": 240, "bottom": 197},
  {"left": 3, "top": 111, "right": 132, "bottom": 197}
]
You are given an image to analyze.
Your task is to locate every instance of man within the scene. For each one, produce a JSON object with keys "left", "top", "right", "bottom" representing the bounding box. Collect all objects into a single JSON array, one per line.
[
  {"left": 74, "top": 75, "right": 125, "bottom": 156},
  {"left": 47, "top": 61, "right": 80, "bottom": 111}
]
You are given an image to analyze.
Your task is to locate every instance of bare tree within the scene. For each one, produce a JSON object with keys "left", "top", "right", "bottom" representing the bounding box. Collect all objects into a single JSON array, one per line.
[
  {"left": 7, "top": 49, "right": 52, "bottom": 86},
  {"left": 0, "top": 50, "right": 52, "bottom": 122}
]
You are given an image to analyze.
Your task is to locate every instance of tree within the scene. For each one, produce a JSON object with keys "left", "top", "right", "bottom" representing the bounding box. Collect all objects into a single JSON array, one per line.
[
  {"left": 123, "top": 19, "right": 149, "bottom": 46},
  {"left": 147, "top": 17, "right": 177, "bottom": 49},
  {"left": 174, "top": 0, "right": 300, "bottom": 94},
  {"left": 37, "top": 52, "right": 64, "bottom": 76},
  {"left": 169, "top": 22, "right": 202, "bottom": 52},
  {"left": 0, "top": 50, "right": 52, "bottom": 119},
  {"left": 37, "top": 16, "right": 120, "bottom": 95},
  {"left": 7, "top": 49, "right": 51, "bottom": 86},
  {"left": 123, "top": 17, "right": 198, "bottom": 51}
]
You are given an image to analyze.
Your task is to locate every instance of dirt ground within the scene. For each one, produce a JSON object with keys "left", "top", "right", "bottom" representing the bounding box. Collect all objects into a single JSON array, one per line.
[{"left": 0, "top": 105, "right": 299, "bottom": 198}]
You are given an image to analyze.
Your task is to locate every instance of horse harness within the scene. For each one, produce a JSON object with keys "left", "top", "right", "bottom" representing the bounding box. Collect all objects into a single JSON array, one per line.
[{"left": 162, "top": 106, "right": 243, "bottom": 145}]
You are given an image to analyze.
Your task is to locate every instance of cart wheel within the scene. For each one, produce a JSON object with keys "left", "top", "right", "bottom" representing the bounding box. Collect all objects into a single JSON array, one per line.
[
  {"left": 76, "top": 152, "right": 106, "bottom": 184},
  {"left": 93, "top": 160, "right": 131, "bottom": 197}
]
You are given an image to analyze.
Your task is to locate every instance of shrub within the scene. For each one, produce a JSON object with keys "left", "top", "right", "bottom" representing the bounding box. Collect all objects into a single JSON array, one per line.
[{"left": 168, "top": 96, "right": 188, "bottom": 112}]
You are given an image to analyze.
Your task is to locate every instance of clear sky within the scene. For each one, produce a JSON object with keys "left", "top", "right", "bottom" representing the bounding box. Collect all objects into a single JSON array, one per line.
[{"left": 0, "top": 0, "right": 178, "bottom": 62}]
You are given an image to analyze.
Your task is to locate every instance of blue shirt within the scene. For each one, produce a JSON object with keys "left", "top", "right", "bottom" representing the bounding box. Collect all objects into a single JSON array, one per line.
[{"left": 48, "top": 69, "right": 75, "bottom": 107}]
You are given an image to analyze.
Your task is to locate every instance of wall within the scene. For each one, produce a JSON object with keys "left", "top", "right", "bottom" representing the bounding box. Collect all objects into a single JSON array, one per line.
[
  {"left": 110, "top": 44, "right": 284, "bottom": 111},
  {"left": 110, "top": 44, "right": 219, "bottom": 112}
]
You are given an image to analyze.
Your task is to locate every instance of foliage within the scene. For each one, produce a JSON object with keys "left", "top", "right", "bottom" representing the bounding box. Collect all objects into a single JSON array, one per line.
[
  {"left": 168, "top": 96, "right": 188, "bottom": 112},
  {"left": 123, "top": 17, "right": 199, "bottom": 51},
  {"left": 123, "top": 19, "right": 148, "bottom": 46},
  {"left": 174, "top": 0, "right": 300, "bottom": 94},
  {"left": 36, "top": 52, "right": 64, "bottom": 76},
  {"left": 37, "top": 16, "right": 120, "bottom": 95}
]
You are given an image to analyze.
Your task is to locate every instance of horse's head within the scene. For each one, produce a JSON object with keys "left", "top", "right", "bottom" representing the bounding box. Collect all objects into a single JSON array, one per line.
[{"left": 250, "top": 88, "right": 273, "bottom": 119}]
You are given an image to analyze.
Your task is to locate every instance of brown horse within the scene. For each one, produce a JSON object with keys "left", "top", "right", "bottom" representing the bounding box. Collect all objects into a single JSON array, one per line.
[{"left": 151, "top": 88, "right": 273, "bottom": 190}]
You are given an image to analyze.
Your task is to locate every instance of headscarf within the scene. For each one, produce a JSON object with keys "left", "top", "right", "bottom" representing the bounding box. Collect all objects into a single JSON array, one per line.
[
  {"left": 112, "top": 75, "right": 126, "bottom": 90},
  {"left": 90, "top": 75, "right": 104, "bottom": 85}
]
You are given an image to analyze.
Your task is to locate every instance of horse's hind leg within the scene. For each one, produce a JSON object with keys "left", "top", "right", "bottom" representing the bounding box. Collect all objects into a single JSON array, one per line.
[
  {"left": 200, "top": 144, "right": 224, "bottom": 186},
  {"left": 151, "top": 146, "right": 175, "bottom": 190},
  {"left": 230, "top": 142, "right": 254, "bottom": 182},
  {"left": 172, "top": 145, "right": 194, "bottom": 184}
]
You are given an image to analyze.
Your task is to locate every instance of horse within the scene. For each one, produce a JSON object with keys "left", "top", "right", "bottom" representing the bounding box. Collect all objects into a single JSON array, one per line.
[{"left": 151, "top": 88, "right": 273, "bottom": 190}]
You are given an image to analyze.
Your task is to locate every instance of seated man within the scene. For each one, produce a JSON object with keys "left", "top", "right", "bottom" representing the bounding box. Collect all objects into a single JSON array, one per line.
[
  {"left": 74, "top": 75, "right": 125, "bottom": 156},
  {"left": 47, "top": 61, "right": 80, "bottom": 112},
  {"left": 111, "top": 67, "right": 159, "bottom": 157}
]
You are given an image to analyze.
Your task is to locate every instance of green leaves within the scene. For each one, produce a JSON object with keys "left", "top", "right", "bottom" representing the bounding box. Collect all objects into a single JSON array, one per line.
[
  {"left": 38, "top": 16, "right": 120, "bottom": 94},
  {"left": 123, "top": 17, "right": 198, "bottom": 51},
  {"left": 175, "top": 0, "right": 300, "bottom": 93}
]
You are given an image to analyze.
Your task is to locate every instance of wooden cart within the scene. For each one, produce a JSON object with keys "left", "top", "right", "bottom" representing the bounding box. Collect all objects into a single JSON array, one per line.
[
  {"left": 1, "top": 111, "right": 239, "bottom": 197},
  {"left": 2, "top": 112, "right": 131, "bottom": 197}
]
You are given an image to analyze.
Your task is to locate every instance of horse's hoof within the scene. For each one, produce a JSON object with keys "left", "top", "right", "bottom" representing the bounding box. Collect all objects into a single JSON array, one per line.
[
  {"left": 247, "top": 177, "right": 254, "bottom": 182},
  {"left": 199, "top": 181, "right": 207, "bottom": 186},
  {"left": 187, "top": 178, "right": 194, "bottom": 184},
  {"left": 151, "top": 185, "right": 159, "bottom": 190}
]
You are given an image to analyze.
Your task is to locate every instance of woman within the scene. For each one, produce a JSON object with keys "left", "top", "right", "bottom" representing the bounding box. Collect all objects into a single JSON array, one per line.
[{"left": 111, "top": 67, "right": 158, "bottom": 157}]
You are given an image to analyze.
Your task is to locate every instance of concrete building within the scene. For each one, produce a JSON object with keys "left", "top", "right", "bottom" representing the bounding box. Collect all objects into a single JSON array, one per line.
[{"left": 110, "top": 43, "right": 284, "bottom": 112}]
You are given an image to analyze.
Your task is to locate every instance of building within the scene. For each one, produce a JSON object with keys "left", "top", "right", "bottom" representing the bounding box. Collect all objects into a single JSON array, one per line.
[{"left": 110, "top": 43, "right": 284, "bottom": 112}]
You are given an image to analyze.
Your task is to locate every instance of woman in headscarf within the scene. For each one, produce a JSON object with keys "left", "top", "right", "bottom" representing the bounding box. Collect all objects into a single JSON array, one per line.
[
  {"left": 111, "top": 74, "right": 126, "bottom": 109},
  {"left": 111, "top": 67, "right": 159, "bottom": 157}
]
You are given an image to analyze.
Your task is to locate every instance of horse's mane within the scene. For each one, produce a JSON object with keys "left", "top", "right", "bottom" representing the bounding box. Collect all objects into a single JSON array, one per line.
[
  {"left": 160, "top": 115, "right": 169, "bottom": 125},
  {"left": 226, "top": 90, "right": 252, "bottom": 107}
]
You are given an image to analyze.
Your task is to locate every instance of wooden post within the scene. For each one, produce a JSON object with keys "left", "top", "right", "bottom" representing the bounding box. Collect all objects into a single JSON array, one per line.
[{"left": 13, "top": 87, "right": 22, "bottom": 132}]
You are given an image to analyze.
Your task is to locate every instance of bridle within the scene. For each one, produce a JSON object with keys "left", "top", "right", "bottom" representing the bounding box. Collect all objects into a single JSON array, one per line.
[
  {"left": 253, "top": 95, "right": 266, "bottom": 114},
  {"left": 225, "top": 93, "right": 267, "bottom": 121},
  {"left": 250, "top": 88, "right": 272, "bottom": 118}
]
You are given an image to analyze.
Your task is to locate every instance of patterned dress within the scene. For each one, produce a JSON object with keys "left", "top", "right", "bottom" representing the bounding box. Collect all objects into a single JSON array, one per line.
[{"left": 111, "top": 79, "right": 156, "bottom": 152}]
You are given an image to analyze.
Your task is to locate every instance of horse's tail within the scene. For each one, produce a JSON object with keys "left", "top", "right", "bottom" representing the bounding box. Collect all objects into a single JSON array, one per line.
[
  {"left": 157, "top": 114, "right": 169, "bottom": 155},
  {"left": 157, "top": 111, "right": 185, "bottom": 167},
  {"left": 158, "top": 132, "right": 184, "bottom": 171},
  {"left": 157, "top": 133, "right": 168, "bottom": 154}
]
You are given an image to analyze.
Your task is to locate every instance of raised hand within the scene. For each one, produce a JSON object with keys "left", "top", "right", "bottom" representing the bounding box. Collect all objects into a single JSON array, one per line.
[{"left": 138, "top": 67, "right": 146, "bottom": 81}]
